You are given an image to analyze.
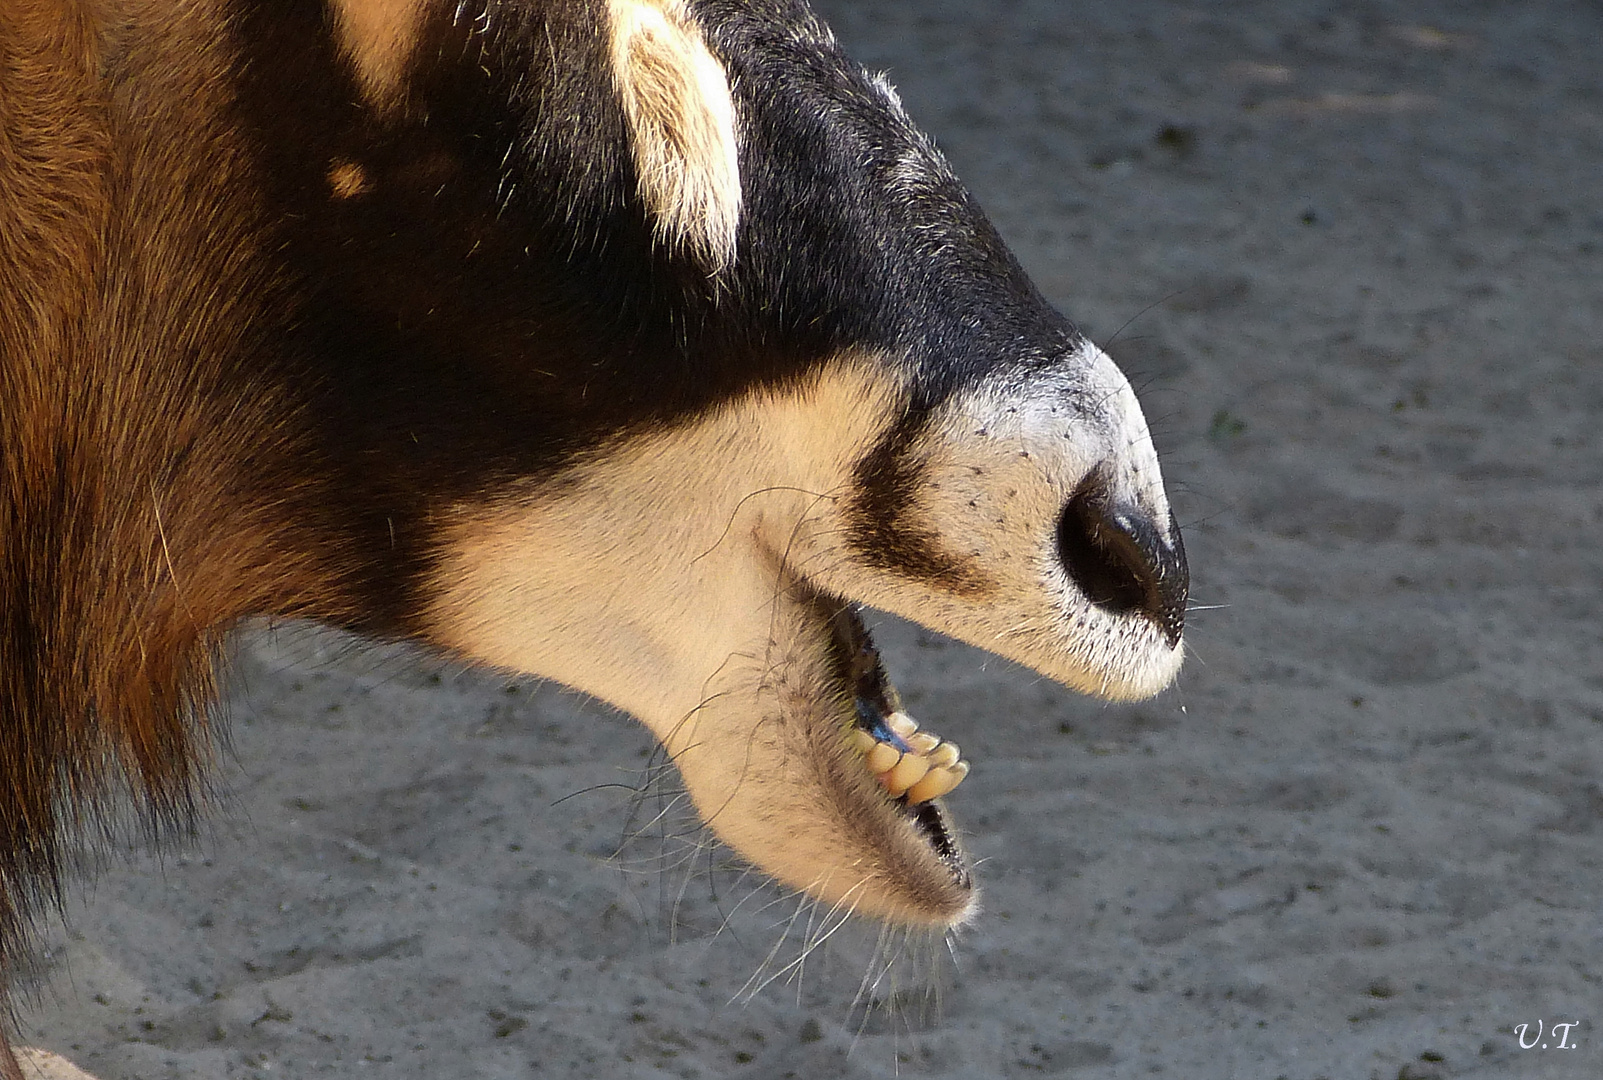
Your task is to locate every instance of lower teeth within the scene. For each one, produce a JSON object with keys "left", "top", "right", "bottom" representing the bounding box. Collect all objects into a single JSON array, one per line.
[
  {"left": 851, "top": 708, "right": 970, "bottom": 805},
  {"left": 834, "top": 606, "right": 970, "bottom": 808}
]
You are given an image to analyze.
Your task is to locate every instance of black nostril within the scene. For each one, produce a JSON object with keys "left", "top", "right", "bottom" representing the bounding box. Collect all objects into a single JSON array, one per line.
[{"left": 1056, "top": 472, "right": 1189, "bottom": 646}]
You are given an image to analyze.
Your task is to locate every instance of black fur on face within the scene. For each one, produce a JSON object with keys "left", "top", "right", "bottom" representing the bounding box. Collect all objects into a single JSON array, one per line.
[
  {"left": 231, "top": 0, "right": 1082, "bottom": 464},
  {"left": 222, "top": 0, "right": 1092, "bottom": 627}
]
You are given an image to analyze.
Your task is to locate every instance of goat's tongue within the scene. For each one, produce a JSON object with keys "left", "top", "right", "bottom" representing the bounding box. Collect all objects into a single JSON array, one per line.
[{"left": 833, "top": 608, "right": 972, "bottom": 807}]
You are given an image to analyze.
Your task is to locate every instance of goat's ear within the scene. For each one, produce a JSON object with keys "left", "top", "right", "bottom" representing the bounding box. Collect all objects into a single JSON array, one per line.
[
  {"left": 329, "top": 0, "right": 429, "bottom": 112},
  {"left": 607, "top": 0, "right": 741, "bottom": 270}
]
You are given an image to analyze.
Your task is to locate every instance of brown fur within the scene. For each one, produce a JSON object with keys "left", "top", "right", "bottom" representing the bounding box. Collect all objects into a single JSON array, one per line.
[{"left": 0, "top": 0, "right": 345, "bottom": 1030}]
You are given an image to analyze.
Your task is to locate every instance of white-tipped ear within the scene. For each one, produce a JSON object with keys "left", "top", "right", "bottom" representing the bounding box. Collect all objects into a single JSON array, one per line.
[{"left": 607, "top": 0, "right": 742, "bottom": 269}]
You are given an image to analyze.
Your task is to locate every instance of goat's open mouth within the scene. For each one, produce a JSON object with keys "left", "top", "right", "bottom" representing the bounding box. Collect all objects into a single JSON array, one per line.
[{"left": 830, "top": 605, "right": 972, "bottom": 891}]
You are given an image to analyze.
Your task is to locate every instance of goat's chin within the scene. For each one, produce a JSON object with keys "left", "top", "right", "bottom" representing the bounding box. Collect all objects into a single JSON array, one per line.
[
  {"left": 661, "top": 590, "right": 978, "bottom": 929},
  {"left": 658, "top": 576, "right": 1187, "bottom": 928}
]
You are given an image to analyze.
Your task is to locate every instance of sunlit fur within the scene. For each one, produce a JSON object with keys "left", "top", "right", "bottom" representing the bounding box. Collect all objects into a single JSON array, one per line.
[
  {"left": 428, "top": 350, "right": 1181, "bottom": 925},
  {"left": 329, "top": 0, "right": 429, "bottom": 109},
  {"left": 608, "top": 0, "right": 742, "bottom": 266},
  {"left": 801, "top": 340, "right": 1185, "bottom": 701},
  {"left": 429, "top": 365, "right": 978, "bottom": 924}
]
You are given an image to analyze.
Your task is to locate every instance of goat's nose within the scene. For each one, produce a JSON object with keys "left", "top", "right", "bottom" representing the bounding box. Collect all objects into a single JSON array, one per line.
[{"left": 1056, "top": 470, "right": 1188, "bottom": 646}]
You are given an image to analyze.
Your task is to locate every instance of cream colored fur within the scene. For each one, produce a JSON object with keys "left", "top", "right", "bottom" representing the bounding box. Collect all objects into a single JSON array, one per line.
[
  {"left": 327, "top": 0, "right": 429, "bottom": 110},
  {"left": 607, "top": 0, "right": 743, "bottom": 268},
  {"left": 426, "top": 364, "right": 972, "bottom": 923},
  {"left": 799, "top": 341, "right": 1185, "bottom": 702},
  {"left": 426, "top": 349, "right": 1182, "bottom": 925}
]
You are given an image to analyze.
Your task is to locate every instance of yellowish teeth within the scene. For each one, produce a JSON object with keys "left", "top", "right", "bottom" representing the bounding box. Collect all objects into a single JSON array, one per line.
[
  {"left": 904, "top": 764, "right": 963, "bottom": 805},
  {"left": 849, "top": 711, "right": 970, "bottom": 805},
  {"left": 865, "top": 741, "right": 902, "bottom": 774},
  {"left": 884, "top": 751, "right": 930, "bottom": 797},
  {"left": 886, "top": 711, "right": 918, "bottom": 740}
]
